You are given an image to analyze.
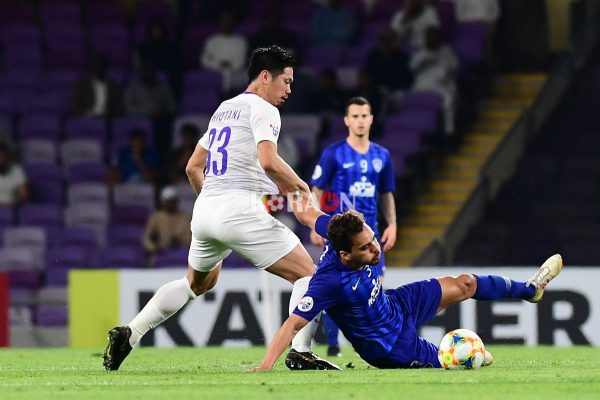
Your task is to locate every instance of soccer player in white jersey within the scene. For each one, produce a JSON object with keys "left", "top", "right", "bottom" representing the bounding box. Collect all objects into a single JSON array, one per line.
[{"left": 103, "top": 46, "right": 339, "bottom": 371}]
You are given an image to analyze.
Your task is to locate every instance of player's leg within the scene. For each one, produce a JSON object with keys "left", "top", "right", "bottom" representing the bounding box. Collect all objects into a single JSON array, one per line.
[{"left": 437, "top": 254, "right": 563, "bottom": 312}]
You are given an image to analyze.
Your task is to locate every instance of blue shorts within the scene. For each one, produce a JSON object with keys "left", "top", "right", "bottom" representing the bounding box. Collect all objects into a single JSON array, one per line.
[{"left": 368, "top": 279, "right": 442, "bottom": 369}]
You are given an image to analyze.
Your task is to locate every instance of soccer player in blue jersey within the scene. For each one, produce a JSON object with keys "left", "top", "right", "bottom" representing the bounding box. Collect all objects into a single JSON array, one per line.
[
  {"left": 253, "top": 206, "right": 563, "bottom": 371},
  {"left": 309, "top": 96, "right": 396, "bottom": 357}
]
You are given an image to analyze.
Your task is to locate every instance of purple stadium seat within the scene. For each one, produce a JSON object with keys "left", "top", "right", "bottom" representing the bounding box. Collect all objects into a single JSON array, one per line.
[
  {"left": 98, "top": 245, "right": 145, "bottom": 268},
  {"left": 304, "top": 46, "right": 344, "bottom": 70},
  {"left": 18, "top": 113, "right": 61, "bottom": 140},
  {"left": 183, "top": 70, "right": 223, "bottom": 92},
  {"left": 35, "top": 305, "right": 68, "bottom": 326},
  {"left": 0, "top": 4, "right": 36, "bottom": 25},
  {"left": 225, "top": 252, "right": 253, "bottom": 269},
  {"left": 52, "top": 227, "right": 98, "bottom": 249},
  {"left": 21, "top": 139, "right": 57, "bottom": 164},
  {"left": 65, "top": 117, "right": 108, "bottom": 142},
  {"left": 22, "top": 90, "right": 70, "bottom": 115},
  {"left": 66, "top": 162, "right": 108, "bottom": 183},
  {"left": 3, "top": 227, "right": 47, "bottom": 252},
  {"left": 1, "top": 23, "right": 39, "bottom": 45},
  {"left": 45, "top": 44, "right": 87, "bottom": 70},
  {"left": 153, "top": 248, "right": 189, "bottom": 268},
  {"left": 110, "top": 205, "right": 150, "bottom": 227},
  {"left": 385, "top": 108, "right": 440, "bottom": 136},
  {"left": 89, "top": 23, "right": 130, "bottom": 48},
  {"left": 344, "top": 44, "right": 372, "bottom": 67},
  {"left": 64, "top": 203, "right": 109, "bottom": 229},
  {"left": 46, "top": 246, "right": 93, "bottom": 270},
  {"left": 402, "top": 91, "right": 443, "bottom": 113},
  {"left": 378, "top": 131, "right": 422, "bottom": 157},
  {"left": 133, "top": 0, "right": 174, "bottom": 32},
  {"left": 67, "top": 183, "right": 109, "bottom": 206},
  {"left": 86, "top": 1, "right": 128, "bottom": 23},
  {"left": 107, "top": 225, "right": 145, "bottom": 247},
  {"left": 44, "top": 24, "right": 86, "bottom": 48},
  {"left": 451, "top": 22, "right": 489, "bottom": 66},
  {"left": 0, "top": 207, "right": 13, "bottom": 226},
  {"left": 111, "top": 116, "right": 154, "bottom": 150},
  {"left": 2, "top": 46, "right": 43, "bottom": 70},
  {"left": 181, "top": 24, "right": 218, "bottom": 68},
  {"left": 40, "top": 2, "right": 82, "bottom": 25},
  {"left": 18, "top": 204, "right": 63, "bottom": 228},
  {"left": 37, "top": 69, "right": 80, "bottom": 92},
  {"left": 24, "top": 163, "right": 62, "bottom": 184},
  {"left": 0, "top": 69, "right": 37, "bottom": 91},
  {"left": 60, "top": 139, "right": 104, "bottom": 165},
  {"left": 29, "top": 181, "right": 63, "bottom": 205},
  {"left": 2, "top": 89, "right": 36, "bottom": 115},
  {"left": 181, "top": 91, "right": 221, "bottom": 114},
  {"left": 0, "top": 246, "right": 41, "bottom": 288},
  {"left": 113, "top": 183, "right": 155, "bottom": 209}
]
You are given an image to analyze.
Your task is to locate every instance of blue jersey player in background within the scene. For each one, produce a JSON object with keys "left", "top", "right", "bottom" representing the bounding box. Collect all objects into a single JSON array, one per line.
[
  {"left": 309, "top": 96, "right": 397, "bottom": 357},
  {"left": 252, "top": 204, "right": 563, "bottom": 371}
]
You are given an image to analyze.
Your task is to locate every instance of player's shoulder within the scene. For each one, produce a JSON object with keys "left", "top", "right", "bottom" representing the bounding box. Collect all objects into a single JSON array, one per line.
[{"left": 369, "top": 141, "right": 392, "bottom": 156}]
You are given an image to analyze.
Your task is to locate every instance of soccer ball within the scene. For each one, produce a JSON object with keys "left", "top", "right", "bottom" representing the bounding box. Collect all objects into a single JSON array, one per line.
[{"left": 438, "top": 329, "right": 485, "bottom": 370}]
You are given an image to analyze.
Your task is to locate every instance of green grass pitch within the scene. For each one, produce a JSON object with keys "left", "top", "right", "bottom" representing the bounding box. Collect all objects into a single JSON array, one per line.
[{"left": 1, "top": 345, "right": 599, "bottom": 400}]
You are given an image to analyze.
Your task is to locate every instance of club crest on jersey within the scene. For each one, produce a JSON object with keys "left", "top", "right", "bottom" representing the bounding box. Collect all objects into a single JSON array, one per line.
[
  {"left": 372, "top": 158, "right": 383, "bottom": 173},
  {"left": 269, "top": 123, "right": 280, "bottom": 138},
  {"left": 298, "top": 296, "right": 314, "bottom": 312}
]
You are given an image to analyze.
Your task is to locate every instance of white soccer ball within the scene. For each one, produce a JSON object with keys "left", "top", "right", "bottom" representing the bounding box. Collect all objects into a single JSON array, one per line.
[{"left": 438, "top": 328, "right": 485, "bottom": 370}]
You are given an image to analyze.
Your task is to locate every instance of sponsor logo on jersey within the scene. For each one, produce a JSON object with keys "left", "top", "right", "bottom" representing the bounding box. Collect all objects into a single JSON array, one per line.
[
  {"left": 342, "top": 162, "right": 355, "bottom": 169},
  {"left": 298, "top": 296, "right": 314, "bottom": 312},
  {"left": 269, "top": 123, "right": 280, "bottom": 138},
  {"left": 349, "top": 177, "right": 376, "bottom": 198},
  {"left": 372, "top": 158, "right": 383, "bottom": 173}
]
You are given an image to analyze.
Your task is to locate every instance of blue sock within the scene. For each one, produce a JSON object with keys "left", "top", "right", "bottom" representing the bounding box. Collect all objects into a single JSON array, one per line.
[
  {"left": 323, "top": 313, "right": 339, "bottom": 347},
  {"left": 473, "top": 275, "right": 535, "bottom": 300}
]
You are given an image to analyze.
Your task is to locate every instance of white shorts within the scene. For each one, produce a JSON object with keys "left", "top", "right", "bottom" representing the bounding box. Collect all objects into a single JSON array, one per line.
[{"left": 188, "top": 191, "right": 300, "bottom": 272}]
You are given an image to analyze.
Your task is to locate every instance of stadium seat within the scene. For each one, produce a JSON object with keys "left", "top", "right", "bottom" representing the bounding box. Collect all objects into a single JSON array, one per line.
[
  {"left": 66, "top": 162, "right": 108, "bottom": 184},
  {"left": 107, "top": 225, "right": 145, "bottom": 247},
  {"left": 153, "top": 248, "right": 188, "bottom": 268},
  {"left": 60, "top": 139, "right": 104, "bottom": 166},
  {"left": 67, "top": 183, "right": 109, "bottom": 206},
  {"left": 110, "top": 205, "right": 150, "bottom": 227},
  {"left": 97, "top": 245, "right": 145, "bottom": 269},
  {"left": 113, "top": 183, "right": 155, "bottom": 209},
  {"left": 21, "top": 139, "right": 57, "bottom": 164},
  {"left": 29, "top": 181, "right": 63, "bottom": 205},
  {"left": 18, "top": 204, "right": 63, "bottom": 227}
]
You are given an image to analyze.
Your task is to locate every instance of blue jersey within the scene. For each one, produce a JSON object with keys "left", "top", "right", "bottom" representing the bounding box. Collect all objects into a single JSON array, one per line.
[
  {"left": 293, "top": 215, "right": 404, "bottom": 363},
  {"left": 310, "top": 140, "right": 395, "bottom": 237}
]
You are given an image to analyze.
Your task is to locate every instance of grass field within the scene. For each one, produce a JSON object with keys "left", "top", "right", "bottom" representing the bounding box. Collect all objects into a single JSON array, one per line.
[{"left": 1, "top": 345, "right": 599, "bottom": 400}]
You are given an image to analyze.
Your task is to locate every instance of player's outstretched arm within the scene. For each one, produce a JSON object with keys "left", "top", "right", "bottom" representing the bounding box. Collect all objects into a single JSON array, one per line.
[
  {"left": 257, "top": 141, "right": 309, "bottom": 195},
  {"left": 309, "top": 187, "right": 326, "bottom": 246},
  {"left": 185, "top": 144, "right": 208, "bottom": 195},
  {"left": 250, "top": 314, "right": 309, "bottom": 372}
]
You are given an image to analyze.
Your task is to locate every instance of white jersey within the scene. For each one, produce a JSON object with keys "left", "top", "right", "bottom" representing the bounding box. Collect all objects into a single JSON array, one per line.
[{"left": 198, "top": 92, "right": 280, "bottom": 196}]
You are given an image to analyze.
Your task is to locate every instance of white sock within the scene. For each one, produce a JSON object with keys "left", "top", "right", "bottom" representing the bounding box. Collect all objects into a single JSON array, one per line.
[
  {"left": 289, "top": 276, "right": 320, "bottom": 353},
  {"left": 128, "top": 277, "right": 197, "bottom": 347}
]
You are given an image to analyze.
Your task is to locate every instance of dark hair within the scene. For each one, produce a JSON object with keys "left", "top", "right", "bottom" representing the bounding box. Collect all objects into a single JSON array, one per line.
[
  {"left": 327, "top": 210, "right": 366, "bottom": 253},
  {"left": 345, "top": 96, "right": 372, "bottom": 115},
  {"left": 247, "top": 45, "right": 296, "bottom": 83}
]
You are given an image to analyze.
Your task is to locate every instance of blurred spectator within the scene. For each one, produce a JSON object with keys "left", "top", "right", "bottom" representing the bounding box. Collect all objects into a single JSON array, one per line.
[
  {"left": 142, "top": 186, "right": 192, "bottom": 263},
  {"left": 249, "top": 10, "right": 298, "bottom": 57},
  {"left": 166, "top": 123, "right": 200, "bottom": 184},
  {"left": 70, "top": 53, "right": 123, "bottom": 117},
  {"left": 348, "top": 70, "right": 383, "bottom": 127},
  {"left": 200, "top": 12, "right": 248, "bottom": 92},
  {"left": 111, "top": 129, "right": 158, "bottom": 184},
  {"left": 0, "top": 143, "right": 28, "bottom": 207},
  {"left": 311, "top": 0, "right": 356, "bottom": 48},
  {"left": 453, "top": 0, "right": 500, "bottom": 23},
  {"left": 390, "top": 0, "right": 440, "bottom": 49},
  {"left": 364, "top": 28, "right": 413, "bottom": 114},
  {"left": 124, "top": 58, "right": 177, "bottom": 118},
  {"left": 410, "top": 27, "right": 459, "bottom": 135},
  {"left": 137, "top": 17, "right": 180, "bottom": 90},
  {"left": 309, "top": 68, "right": 345, "bottom": 116}
]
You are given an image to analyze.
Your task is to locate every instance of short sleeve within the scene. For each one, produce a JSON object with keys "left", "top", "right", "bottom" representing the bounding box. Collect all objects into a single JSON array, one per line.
[
  {"left": 379, "top": 151, "right": 396, "bottom": 193},
  {"left": 292, "top": 272, "right": 340, "bottom": 321},
  {"left": 250, "top": 101, "right": 281, "bottom": 145},
  {"left": 315, "top": 215, "right": 332, "bottom": 239},
  {"left": 198, "top": 130, "right": 210, "bottom": 150},
  {"left": 310, "top": 145, "right": 337, "bottom": 188}
]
